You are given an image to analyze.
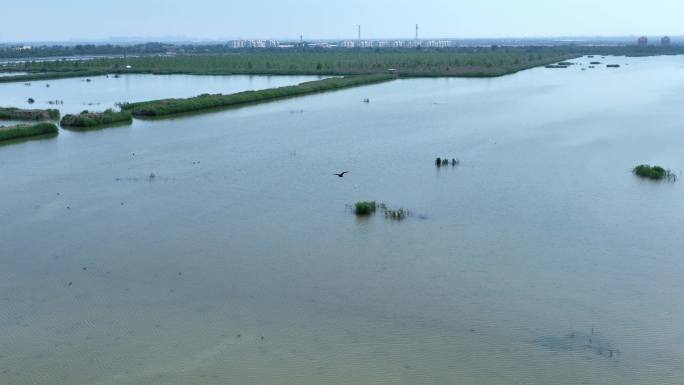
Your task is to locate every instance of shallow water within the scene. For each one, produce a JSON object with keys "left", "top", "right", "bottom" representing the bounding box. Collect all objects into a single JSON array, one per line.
[
  {"left": 1, "top": 57, "right": 684, "bottom": 385},
  {"left": 0, "top": 73, "right": 325, "bottom": 115},
  {"left": 0, "top": 72, "right": 27, "bottom": 77}
]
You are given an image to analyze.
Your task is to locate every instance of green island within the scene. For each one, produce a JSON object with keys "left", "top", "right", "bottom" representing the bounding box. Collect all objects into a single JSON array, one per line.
[
  {"left": 0, "top": 107, "right": 60, "bottom": 120},
  {"left": 0, "top": 122, "right": 58, "bottom": 142},
  {"left": 60, "top": 109, "right": 133, "bottom": 128},
  {"left": 121, "top": 74, "right": 395, "bottom": 117}
]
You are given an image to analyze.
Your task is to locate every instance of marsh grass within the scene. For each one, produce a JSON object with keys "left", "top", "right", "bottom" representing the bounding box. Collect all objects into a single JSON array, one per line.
[
  {"left": 60, "top": 109, "right": 132, "bottom": 127},
  {"left": 0, "top": 122, "right": 58, "bottom": 142},
  {"left": 0, "top": 107, "right": 60, "bottom": 120}
]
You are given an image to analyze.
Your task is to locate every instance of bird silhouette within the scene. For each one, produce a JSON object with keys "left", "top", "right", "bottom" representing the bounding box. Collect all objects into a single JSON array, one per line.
[{"left": 334, "top": 171, "right": 350, "bottom": 178}]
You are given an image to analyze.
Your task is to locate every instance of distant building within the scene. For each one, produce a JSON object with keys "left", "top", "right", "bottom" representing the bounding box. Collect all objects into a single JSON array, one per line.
[
  {"left": 228, "top": 40, "right": 245, "bottom": 49},
  {"left": 638, "top": 36, "right": 648, "bottom": 47},
  {"left": 661, "top": 36, "right": 671, "bottom": 47}
]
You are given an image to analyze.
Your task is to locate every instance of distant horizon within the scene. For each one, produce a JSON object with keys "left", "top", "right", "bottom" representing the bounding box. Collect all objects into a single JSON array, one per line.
[
  {"left": 4, "top": 0, "right": 684, "bottom": 43},
  {"left": 1, "top": 34, "right": 681, "bottom": 45}
]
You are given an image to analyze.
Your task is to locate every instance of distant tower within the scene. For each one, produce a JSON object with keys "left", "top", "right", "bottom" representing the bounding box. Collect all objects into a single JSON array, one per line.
[
  {"left": 415, "top": 24, "right": 420, "bottom": 47},
  {"left": 358, "top": 25, "right": 361, "bottom": 47},
  {"left": 662, "top": 36, "right": 671, "bottom": 47},
  {"left": 638, "top": 36, "right": 648, "bottom": 47}
]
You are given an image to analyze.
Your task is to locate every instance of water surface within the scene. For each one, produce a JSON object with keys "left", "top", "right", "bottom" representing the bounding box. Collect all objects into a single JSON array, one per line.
[
  {"left": 1, "top": 57, "right": 684, "bottom": 385},
  {"left": 0, "top": 74, "right": 325, "bottom": 114}
]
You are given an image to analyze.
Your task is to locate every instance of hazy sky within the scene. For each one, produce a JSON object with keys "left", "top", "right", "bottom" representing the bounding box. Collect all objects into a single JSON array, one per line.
[{"left": 2, "top": 0, "right": 683, "bottom": 42}]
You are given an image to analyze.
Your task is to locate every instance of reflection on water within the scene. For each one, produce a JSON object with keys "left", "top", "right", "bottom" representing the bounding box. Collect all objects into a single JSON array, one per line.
[
  {"left": 1, "top": 57, "right": 684, "bottom": 385},
  {"left": 0, "top": 71, "right": 27, "bottom": 77}
]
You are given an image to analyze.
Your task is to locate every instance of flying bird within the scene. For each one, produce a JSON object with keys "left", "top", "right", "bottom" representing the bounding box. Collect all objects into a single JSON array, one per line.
[{"left": 334, "top": 171, "right": 350, "bottom": 178}]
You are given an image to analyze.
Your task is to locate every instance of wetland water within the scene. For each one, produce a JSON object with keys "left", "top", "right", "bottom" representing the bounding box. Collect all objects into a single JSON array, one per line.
[
  {"left": 1, "top": 57, "right": 684, "bottom": 385},
  {"left": 0, "top": 73, "right": 326, "bottom": 115}
]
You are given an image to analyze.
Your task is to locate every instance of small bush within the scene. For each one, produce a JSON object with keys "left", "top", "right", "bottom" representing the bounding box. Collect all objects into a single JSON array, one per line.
[
  {"left": 354, "top": 201, "right": 377, "bottom": 216},
  {"left": 633, "top": 164, "right": 676, "bottom": 181}
]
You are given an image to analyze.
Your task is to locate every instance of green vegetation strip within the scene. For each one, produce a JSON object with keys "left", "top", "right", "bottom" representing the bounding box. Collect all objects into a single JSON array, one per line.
[
  {"left": 60, "top": 109, "right": 133, "bottom": 127},
  {"left": 0, "top": 70, "right": 108, "bottom": 84},
  {"left": 3, "top": 48, "right": 578, "bottom": 82},
  {"left": 0, "top": 107, "right": 60, "bottom": 120},
  {"left": 0, "top": 122, "right": 58, "bottom": 142},
  {"left": 3, "top": 45, "right": 684, "bottom": 84},
  {"left": 121, "top": 75, "right": 396, "bottom": 117}
]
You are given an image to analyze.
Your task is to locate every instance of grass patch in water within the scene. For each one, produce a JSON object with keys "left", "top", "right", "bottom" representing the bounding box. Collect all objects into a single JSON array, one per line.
[
  {"left": 0, "top": 107, "right": 60, "bottom": 120},
  {"left": 354, "top": 201, "right": 377, "bottom": 216},
  {"left": 633, "top": 164, "right": 677, "bottom": 181}
]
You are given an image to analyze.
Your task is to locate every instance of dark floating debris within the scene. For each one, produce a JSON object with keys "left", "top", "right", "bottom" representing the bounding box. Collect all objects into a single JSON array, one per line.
[
  {"left": 27, "top": 97, "right": 35, "bottom": 104},
  {"left": 606, "top": 64, "right": 621, "bottom": 68},
  {"left": 362, "top": 98, "right": 370, "bottom": 103},
  {"left": 535, "top": 329, "right": 620, "bottom": 359},
  {"left": 115, "top": 174, "right": 173, "bottom": 183},
  {"left": 435, "top": 157, "right": 460, "bottom": 168}
]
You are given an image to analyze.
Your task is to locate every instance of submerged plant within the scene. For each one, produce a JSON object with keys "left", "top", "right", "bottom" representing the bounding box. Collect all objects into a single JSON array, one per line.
[{"left": 384, "top": 208, "right": 409, "bottom": 221}]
